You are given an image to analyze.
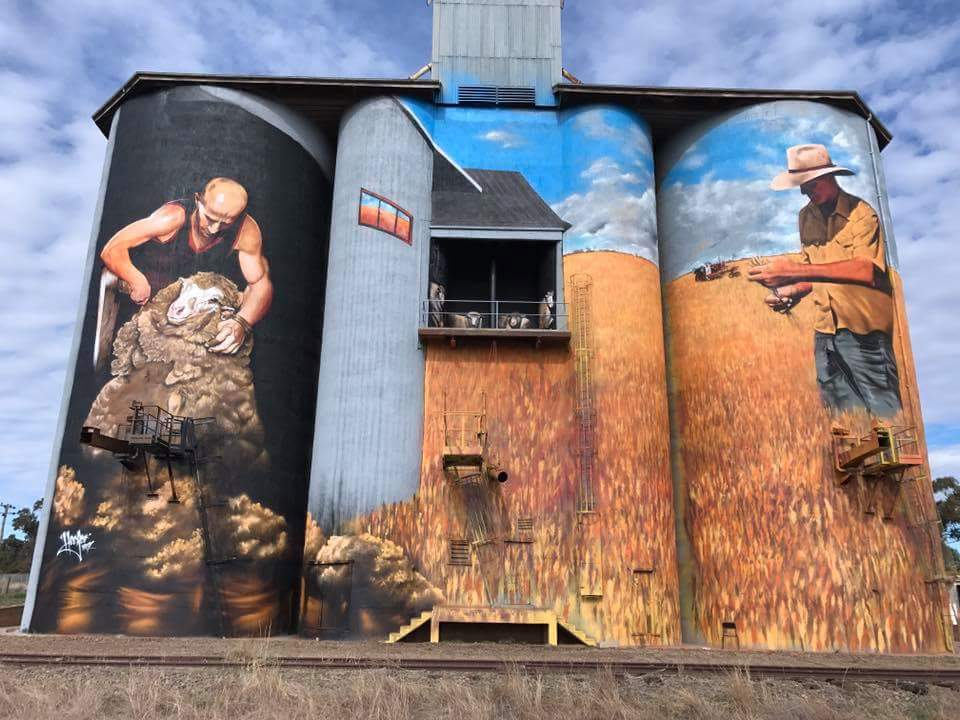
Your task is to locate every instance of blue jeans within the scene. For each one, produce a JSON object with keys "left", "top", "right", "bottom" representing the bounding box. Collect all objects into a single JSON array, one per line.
[{"left": 814, "top": 330, "right": 902, "bottom": 418}]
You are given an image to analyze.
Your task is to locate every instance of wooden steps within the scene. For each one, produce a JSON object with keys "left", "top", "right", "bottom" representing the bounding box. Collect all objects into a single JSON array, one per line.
[
  {"left": 386, "top": 606, "right": 598, "bottom": 647},
  {"left": 387, "top": 610, "right": 434, "bottom": 644},
  {"left": 556, "top": 616, "right": 598, "bottom": 647}
]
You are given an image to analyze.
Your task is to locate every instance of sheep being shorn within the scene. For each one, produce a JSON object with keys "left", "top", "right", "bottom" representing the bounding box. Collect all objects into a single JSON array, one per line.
[{"left": 85, "top": 272, "right": 266, "bottom": 469}]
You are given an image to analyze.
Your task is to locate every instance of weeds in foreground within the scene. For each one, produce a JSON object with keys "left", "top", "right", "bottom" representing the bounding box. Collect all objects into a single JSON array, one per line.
[{"left": 0, "top": 665, "right": 956, "bottom": 720}]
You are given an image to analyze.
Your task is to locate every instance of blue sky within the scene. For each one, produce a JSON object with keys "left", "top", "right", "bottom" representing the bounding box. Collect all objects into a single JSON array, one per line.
[
  {"left": 402, "top": 99, "right": 658, "bottom": 259},
  {"left": 0, "top": 0, "right": 958, "bottom": 528}
]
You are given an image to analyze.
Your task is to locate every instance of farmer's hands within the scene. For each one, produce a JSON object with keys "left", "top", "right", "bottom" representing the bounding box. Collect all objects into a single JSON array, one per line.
[
  {"left": 763, "top": 283, "right": 812, "bottom": 314},
  {"left": 747, "top": 258, "right": 799, "bottom": 288}
]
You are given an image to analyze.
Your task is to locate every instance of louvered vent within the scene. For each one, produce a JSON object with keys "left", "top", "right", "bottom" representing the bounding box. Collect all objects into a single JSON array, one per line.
[
  {"left": 449, "top": 540, "right": 471, "bottom": 566},
  {"left": 516, "top": 517, "right": 535, "bottom": 543},
  {"left": 496, "top": 86, "right": 537, "bottom": 105},
  {"left": 458, "top": 85, "right": 497, "bottom": 104},
  {"left": 458, "top": 85, "right": 536, "bottom": 106}
]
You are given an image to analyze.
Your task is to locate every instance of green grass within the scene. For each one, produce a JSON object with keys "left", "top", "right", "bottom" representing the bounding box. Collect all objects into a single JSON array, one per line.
[{"left": 0, "top": 592, "right": 25, "bottom": 607}]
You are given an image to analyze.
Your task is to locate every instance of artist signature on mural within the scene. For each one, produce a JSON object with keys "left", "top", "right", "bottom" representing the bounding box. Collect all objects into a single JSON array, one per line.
[{"left": 56, "top": 530, "right": 95, "bottom": 562}]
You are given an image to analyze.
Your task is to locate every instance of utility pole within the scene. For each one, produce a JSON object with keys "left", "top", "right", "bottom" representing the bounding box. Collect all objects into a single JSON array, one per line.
[{"left": 0, "top": 504, "right": 15, "bottom": 540}]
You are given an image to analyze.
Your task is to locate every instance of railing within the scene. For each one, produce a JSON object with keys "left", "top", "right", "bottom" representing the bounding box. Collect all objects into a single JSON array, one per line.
[
  {"left": 870, "top": 425, "right": 923, "bottom": 469},
  {"left": 443, "top": 410, "right": 486, "bottom": 453},
  {"left": 421, "top": 298, "right": 568, "bottom": 331},
  {"left": 119, "top": 402, "right": 188, "bottom": 449}
]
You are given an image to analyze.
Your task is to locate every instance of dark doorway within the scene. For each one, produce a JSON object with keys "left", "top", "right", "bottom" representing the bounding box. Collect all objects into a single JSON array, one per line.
[{"left": 431, "top": 239, "right": 557, "bottom": 328}]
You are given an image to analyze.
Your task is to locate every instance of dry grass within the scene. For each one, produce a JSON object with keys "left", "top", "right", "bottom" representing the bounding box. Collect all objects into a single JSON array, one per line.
[
  {"left": 665, "top": 258, "right": 946, "bottom": 653},
  {"left": 356, "top": 251, "right": 680, "bottom": 645},
  {"left": 0, "top": 664, "right": 957, "bottom": 720}
]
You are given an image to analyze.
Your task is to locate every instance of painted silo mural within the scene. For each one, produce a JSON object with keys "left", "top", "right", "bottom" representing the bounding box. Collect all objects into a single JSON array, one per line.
[
  {"left": 29, "top": 86, "right": 333, "bottom": 636},
  {"left": 658, "top": 100, "right": 950, "bottom": 653},
  {"left": 301, "top": 100, "right": 680, "bottom": 646}
]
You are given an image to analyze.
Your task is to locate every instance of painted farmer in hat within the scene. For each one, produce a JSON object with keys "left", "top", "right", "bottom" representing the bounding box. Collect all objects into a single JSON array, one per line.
[{"left": 747, "top": 144, "right": 901, "bottom": 417}]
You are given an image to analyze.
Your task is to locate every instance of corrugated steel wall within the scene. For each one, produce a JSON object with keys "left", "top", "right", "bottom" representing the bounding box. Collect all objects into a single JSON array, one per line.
[
  {"left": 432, "top": 0, "right": 563, "bottom": 106},
  {"left": 308, "top": 97, "right": 434, "bottom": 534}
]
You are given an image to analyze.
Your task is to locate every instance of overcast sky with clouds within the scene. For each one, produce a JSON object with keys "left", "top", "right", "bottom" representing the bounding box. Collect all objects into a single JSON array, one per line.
[{"left": 1, "top": 0, "right": 958, "bottom": 521}]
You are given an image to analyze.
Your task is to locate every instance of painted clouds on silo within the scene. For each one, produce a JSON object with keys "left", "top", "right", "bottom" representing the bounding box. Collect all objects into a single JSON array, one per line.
[{"left": 557, "top": 107, "right": 659, "bottom": 262}]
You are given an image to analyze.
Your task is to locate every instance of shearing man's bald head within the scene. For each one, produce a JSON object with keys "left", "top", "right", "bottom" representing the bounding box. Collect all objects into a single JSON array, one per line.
[{"left": 195, "top": 177, "right": 248, "bottom": 239}]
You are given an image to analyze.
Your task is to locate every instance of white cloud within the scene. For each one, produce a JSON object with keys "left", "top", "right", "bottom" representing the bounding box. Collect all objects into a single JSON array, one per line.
[
  {"left": 659, "top": 177, "right": 801, "bottom": 277},
  {"left": 679, "top": 153, "right": 707, "bottom": 170},
  {"left": 555, "top": 156, "right": 658, "bottom": 262},
  {"left": 929, "top": 444, "right": 960, "bottom": 483},
  {"left": 0, "top": 0, "right": 403, "bottom": 514},
  {"left": 573, "top": 108, "right": 653, "bottom": 160},
  {"left": 480, "top": 129, "right": 524, "bottom": 149},
  {"left": 582, "top": 158, "right": 643, "bottom": 186}
]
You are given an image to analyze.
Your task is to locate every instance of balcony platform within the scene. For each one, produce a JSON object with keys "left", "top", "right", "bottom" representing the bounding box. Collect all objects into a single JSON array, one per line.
[
  {"left": 388, "top": 605, "right": 596, "bottom": 646},
  {"left": 418, "top": 327, "right": 571, "bottom": 347}
]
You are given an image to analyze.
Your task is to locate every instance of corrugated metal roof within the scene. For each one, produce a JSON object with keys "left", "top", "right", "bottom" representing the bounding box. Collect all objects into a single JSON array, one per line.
[
  {"left": 432, "top": 162, "right": 570, "bottom": 230},
  {"left": 90, "top": 72, "right": 893, "bottom": 150},
  {"left": 90, "top": 72, "right": 441, "bottom": 137},
  {"left": 556, "top": 83, "right": 893, "bottom": 149}
]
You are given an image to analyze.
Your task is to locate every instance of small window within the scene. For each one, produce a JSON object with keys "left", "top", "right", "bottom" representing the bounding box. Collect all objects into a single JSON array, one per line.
[
  {"left": 359, "top": 189, "right": 412, "bottom": 245},
  {"left": 449, "top": 540, "right": 471, "bottom": 566}
]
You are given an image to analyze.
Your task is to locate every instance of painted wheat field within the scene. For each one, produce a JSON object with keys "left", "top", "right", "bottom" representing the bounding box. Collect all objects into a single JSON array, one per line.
[
  {"left": 352, "top": 251, "right": 681, "bottom": 646},
  {"left": 665, "top": 256, "right": 947, "bottom": 653}
]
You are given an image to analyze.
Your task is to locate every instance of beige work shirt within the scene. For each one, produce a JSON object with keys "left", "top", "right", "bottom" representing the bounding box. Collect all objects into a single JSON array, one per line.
[{"left": 799, "top": 189, "right": 894, "bottom": 336}]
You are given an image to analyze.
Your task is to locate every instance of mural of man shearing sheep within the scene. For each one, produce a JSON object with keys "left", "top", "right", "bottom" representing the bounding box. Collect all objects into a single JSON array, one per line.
[
  {"left": 748, "top": 143, "right": 902, "bottom": 418},
  {"left": 45, "top": 176, "right": 286, "bottom": 634},
  {"left": 90, "top": 175, "right": 273, "bottom": 473},
  {"left": 98, "top": 177, "right": 272, "bottom": 358}
]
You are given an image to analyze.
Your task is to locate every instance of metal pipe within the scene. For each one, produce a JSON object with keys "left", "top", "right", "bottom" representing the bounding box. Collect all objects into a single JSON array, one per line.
[
  {"left": 486, "top": 464, "right": 508, "bottom": 483},
  {"left": 408, "top": 63, "right": 432, "bottom": 81},
  {"left": 562, "top": 68, "right": 583, "bottom": 85}
]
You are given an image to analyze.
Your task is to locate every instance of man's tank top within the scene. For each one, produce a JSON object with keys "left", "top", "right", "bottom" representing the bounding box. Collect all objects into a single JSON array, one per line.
[{"left": 133, "top": 198, "right": 248, "bottom": 293}]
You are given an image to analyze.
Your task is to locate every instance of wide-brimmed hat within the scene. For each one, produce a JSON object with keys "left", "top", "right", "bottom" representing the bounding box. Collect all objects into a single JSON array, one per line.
[{"left": 770, "top": 144, "right": 854, "bottom": 190}]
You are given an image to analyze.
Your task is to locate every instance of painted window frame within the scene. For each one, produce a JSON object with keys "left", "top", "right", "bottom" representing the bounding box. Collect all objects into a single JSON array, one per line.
[{"left": 358, "top": 188, "right": 413, "bottom": 245}]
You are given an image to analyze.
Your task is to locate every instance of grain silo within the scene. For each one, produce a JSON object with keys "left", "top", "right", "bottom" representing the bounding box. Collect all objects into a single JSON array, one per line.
[
  {"left": 24, "top": 85, "right": 335, "bottom": 636},
  {"left": 22, "top": 0, "right": 951, "bottom": 653},
  {"left": 657, "top": 101, "right": 949, "bottom": 653},
  {"left": 296, "top": 0, "right": 681, "bottom": 646}
]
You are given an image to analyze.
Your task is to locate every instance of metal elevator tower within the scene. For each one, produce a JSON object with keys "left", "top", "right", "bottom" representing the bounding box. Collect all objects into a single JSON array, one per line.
[{"left": 430, "top": 0, "right": 564, "bottom": 107}]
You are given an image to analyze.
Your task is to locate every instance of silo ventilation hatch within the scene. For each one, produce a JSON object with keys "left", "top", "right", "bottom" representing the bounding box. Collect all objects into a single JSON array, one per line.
[{"left": 458, "top": 85, "right": 536, "bottom": 106}]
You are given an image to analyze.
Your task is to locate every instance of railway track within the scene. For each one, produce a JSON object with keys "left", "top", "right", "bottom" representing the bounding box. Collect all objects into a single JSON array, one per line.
[{"left": 1, "top": 652, "right": 958, "bottom": 684}]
